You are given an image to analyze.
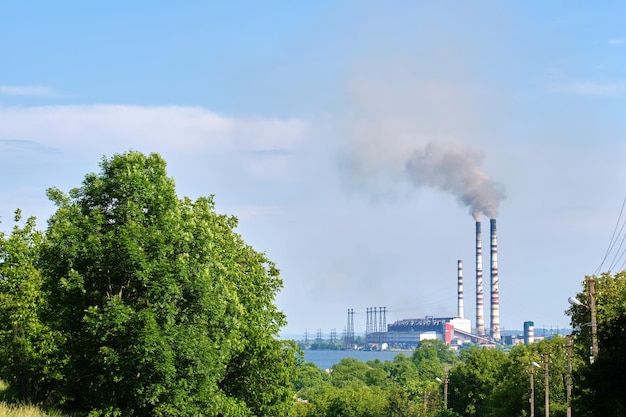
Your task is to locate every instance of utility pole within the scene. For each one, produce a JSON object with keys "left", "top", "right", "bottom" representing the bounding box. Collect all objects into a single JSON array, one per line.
[
  {"left": 436, "top": 375, "right": 449, "bottom": 410},
  {"left": 566, "top": 335, "right": 573, "bottom": 417},
  {"left": 543, "top": 353, "right": 550, "bottom": 417},
  {"left": 568, "top": 278, "right": 599, "bottom": 364},
  {"left": 530, "top": 361, "right": 540, "bottom": 417},
  {"left": 444, "top": 375, "right": 448, "bottom": 410},
  {"left": 530, "top": 364, "right": 535, "bottom": 417},
  {"left": 588, "top": 277, "right": 599, "bottom": 363}
]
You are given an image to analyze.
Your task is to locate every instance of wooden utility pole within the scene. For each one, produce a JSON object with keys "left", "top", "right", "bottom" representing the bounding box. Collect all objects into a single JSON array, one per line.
[
  {"left": 530, "top": 361, "right": 541, "bottom": 417},
  {"left": 543, "top": 353, "right": 550, "bottom": 417},
  {"left": 530, "top": 364, "right": 536, "bottom": 417},
  {"left": 566, "top": 335, "right": 573, "bottom": 417},
  {"left": 443, "top": 375, "right": 448, "bottom": 410},
  {"left": 588, "top": 277, "right": 599, "bottom": 363}
]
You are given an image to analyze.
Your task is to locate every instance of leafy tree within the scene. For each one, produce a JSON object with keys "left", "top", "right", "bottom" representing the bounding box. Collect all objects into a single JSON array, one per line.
[
  {"left": 293, "top": 361, "right": 327, "bottom": 392},
  {"left": 309, "top": 340, "right": 343, "bottom": 350},
  {"left": 447, "top": 347, "right": 510, "bottom": 416},
  {"left": 412, "top": 339, "right": 456, "bottom": 367},
  {"left": 481, "top": 338, "right": 568, "bottom": 417},
  {"left": 567, "top": 272, "right": 626, "bottom": 417},
  {"left": 324, "top": 384, "right": 388, "bottom": 417},
  {"left": 0, "top": 211, "right": 65, "bottom": 404},
  {"left": 384, "top": 354, "right": 419, "bottom": 387},
  {"left": 329, "top": 358, "right": 371, "bottom": 388},
  {"left": 364, "top": 364, "right": 389, "bottom": 387},
  {"left": 383, "top": 385, "right": 421, "bottom": 417},
  {"left": 485, "top": 343, "right": 534, "bottom": 417},
  {"left": 536, "top": 336, "right": 568, "bottom": 417},
  {"left": 38, "top": 151, "right": 298, "bottom": 416},
  {"left": 294, "top": 380, "right": 390, "bottom": 417}
]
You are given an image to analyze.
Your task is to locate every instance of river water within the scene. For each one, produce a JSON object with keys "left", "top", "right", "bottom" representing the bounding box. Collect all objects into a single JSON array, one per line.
[{"left": 302, "top": 350, "right": 410, "bottom": 370}]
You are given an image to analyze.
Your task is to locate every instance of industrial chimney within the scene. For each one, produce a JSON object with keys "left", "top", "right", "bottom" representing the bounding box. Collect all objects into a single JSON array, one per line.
[
  {"left": 475, "top": 220, "right": 485, "bottom": 336},
  {"left": 457, "top": 259, "right": 464, "bottom": 319},
  {"left": 490, "top": 218, "right": 501, "bottom": 341}
]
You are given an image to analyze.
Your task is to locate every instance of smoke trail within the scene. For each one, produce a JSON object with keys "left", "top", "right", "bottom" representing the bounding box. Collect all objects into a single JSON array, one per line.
[{"left": 405, "top": 138, "right": 505, "bottom": 219}]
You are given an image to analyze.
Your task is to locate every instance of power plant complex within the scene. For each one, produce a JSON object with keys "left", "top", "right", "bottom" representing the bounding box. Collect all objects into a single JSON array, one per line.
[{"left": 341, "top": 217, "right": 532, "bottom": 349}]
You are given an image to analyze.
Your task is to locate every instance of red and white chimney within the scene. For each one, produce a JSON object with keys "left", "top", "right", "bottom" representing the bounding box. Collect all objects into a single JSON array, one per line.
[
  {"left": 490, "top": 218, "right": 501, "bottom": 341},
  {"left": 458, "top": 259, "right": 464, "bottom": 319},
  {"left": 476, "top": 220, "right": 485, "bottom": 336}
]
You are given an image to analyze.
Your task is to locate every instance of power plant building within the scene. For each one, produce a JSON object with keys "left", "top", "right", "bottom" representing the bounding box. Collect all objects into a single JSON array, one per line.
[
  {"left": 383, "top": 317, "right": 475, "bottom": 348},
  {"left": 366, "top": 217, "right": 501, "bottom": 348},
  {"left": 357, "top": 217, "right": 507, "bottom": 349}
]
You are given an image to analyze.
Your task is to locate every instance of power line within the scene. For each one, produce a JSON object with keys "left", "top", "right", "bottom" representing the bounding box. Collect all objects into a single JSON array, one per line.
[
  {"left": 607, "top": 227, "right": 626, "bottom": 272},
  {"left": 595, "top": 195, "right": 626, "bottom": 275}
]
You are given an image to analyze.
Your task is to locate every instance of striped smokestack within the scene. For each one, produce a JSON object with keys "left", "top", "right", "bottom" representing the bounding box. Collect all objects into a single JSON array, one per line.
[
  {"left": 475, "top": 220, "right": 485, "bottom": 336},
  {"left": 490, "top": 218, "right": 501, "bottom": 341},
  {"left": 457, "top": 259, "right": 464, "bottom": 319}
]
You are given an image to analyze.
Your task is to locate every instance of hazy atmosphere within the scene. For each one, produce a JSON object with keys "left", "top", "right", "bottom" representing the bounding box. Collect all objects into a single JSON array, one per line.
[{"left": 2, "top": 2, "right": 626, "bottom": 337}]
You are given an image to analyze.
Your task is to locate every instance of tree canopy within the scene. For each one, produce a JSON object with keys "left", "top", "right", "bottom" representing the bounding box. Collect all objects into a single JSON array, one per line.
[
  {"left": 567, "top": 272, "right": 626, "bottom": 417},
  {"left": 1, "top": 151, "right": 299, "bottom": 416}
]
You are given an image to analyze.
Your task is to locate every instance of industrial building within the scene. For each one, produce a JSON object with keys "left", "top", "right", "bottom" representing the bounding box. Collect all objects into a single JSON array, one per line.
[{"left": 358, "top": 217, "right": 507, "bottom": 349}]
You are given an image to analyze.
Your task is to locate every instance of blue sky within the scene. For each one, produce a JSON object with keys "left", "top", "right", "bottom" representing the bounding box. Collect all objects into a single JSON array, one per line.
[{"left": 2, "top": 1, "right": 626, "bottom": 337}]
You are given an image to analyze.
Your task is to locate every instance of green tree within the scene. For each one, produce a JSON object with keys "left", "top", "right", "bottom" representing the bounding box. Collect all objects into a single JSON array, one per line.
[
  {"left": 39, "top": 151, "right": 298, "bottom": 416},
  {"left": 412, "top": 339, "right": 456, "bottom": 367},
  {"left": 447, "top": 347, "right": 509, "bottom": 416},
  {"left": 567, "top": 272, "right": 626, "bottom": 417},
  {"left": 293, "top": 361, "right": 327, "bottom": 392},
  {"left": 483, "top": 338, "right": 568, "bottom": 417},
  {"left": 486, "top": 343, "right": 534, "bottom": 417},
  {"left": 329, "top": 358, "right": 371, "bottom": 388},
  {"left": 384, "top": 354, "right": 419, "bottom": 387},
  {"left": 0, "top": 211, "right": 65, "bottom": 404},
  {"left": 362, "top": 361, "right": 388, "bottom": 387},
  {"left": 324, "top": 384, "right": 387, "bottom": 417}
]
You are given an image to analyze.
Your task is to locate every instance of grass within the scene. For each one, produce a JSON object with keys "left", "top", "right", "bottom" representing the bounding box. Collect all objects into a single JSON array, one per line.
[
  {"left": 0, "top": 402, "right": 63, "bottom": 417},
  {"left": 0, "top": 381, "right": 66, "bottom": 417}
]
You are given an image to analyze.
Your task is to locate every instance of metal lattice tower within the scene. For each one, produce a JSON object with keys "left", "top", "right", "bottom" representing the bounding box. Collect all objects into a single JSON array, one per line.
[{"left": 345, "top": 308, "right": 355, "bottom": 347}]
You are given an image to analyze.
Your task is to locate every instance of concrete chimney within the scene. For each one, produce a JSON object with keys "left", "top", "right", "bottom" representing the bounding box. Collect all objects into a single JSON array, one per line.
[
  {"left": 476, "top": 220, "right": 485, "bottom": 336},
  {"left": 490, "top": 218, "right": 501, "bottom": 341},
  {"left": 524, "top": 321, "right": 534, "bottom": 345},
  {"left": 457, "top": 259, "right": 464, "bottom": 319}
]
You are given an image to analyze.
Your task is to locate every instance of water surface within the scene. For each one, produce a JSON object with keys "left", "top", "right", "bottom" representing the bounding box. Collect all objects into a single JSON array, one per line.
[{"left": 303, "top": 349, "right": 410, "bottom": 369}]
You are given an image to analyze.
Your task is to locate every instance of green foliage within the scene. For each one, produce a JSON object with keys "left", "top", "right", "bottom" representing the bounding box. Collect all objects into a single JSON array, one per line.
[
  {"left": 489, "top": 344, "right": 536, "bottom": 417},
  {"left": 330, "top": 358, "right": 371, "bottom": 388},
  {"left": 308, "top": 340, "right": 343, "bottom": 350},
  {"left": 0, "top": 212, "right": 65, "bottom": 404},
  {"left": 0, "top": 151, "right": 298, "bottom": 416},
  {"left": 292, "top": 343, "right": 464, "bottom": 416},
  {"left": 291, "top": 338, "right": 580, "bottom": 417},
  {"left": 567, "top": 272, "right": 626, "bottom": 417},
  {"left": 448, "top": 347, "right": 510, "bottom": 416},
  {"left": 411, "top": 340, "right": 453, "bottom": 385},
  {"left": 383, "top": 354, "right": 420, "bottom": 387},
  {"left": 292, "top": 362, "right": 327, "bottom": 392},
  {"left": 412, "top": 339, "right": 457, "bottom": 367}
]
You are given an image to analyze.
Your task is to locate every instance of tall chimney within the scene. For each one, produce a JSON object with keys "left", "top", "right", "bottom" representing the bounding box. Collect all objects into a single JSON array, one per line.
[
  {"left": 476, "top": 220, "right": 485, "bottom": 336},
  {"left": 490, "top": 218, "right": 501, "bottom": 341},
  {"left": 457, "top": 259, "right": 464, "bottom": 319}
]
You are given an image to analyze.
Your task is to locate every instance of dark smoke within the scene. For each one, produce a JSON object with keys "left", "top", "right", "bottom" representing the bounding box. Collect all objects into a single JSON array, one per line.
[{"left": 405, "top": 139, "right": 505, "bottom": 219}]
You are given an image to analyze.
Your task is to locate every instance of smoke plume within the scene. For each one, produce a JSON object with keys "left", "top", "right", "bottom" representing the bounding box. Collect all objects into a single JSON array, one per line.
[{"left": 405, "top": 138, "right": 505, "bottom": 219}]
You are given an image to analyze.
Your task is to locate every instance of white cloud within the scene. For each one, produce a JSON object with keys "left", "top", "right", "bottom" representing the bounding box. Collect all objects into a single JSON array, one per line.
[
  {"left": 550, "top": 80, "right": 626, "bottom": 97},
  {"left": 0, "top": 85, "right": 56, "bottom": 97},
  {"left": 608, "top": 38, "right": 625, "bottom": 45},
  {"left": 0, "top": 104, "right": 308, "bottom": 152},
  {"left": 0, "top": 104, "right": 312, "bottom": 188}
]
